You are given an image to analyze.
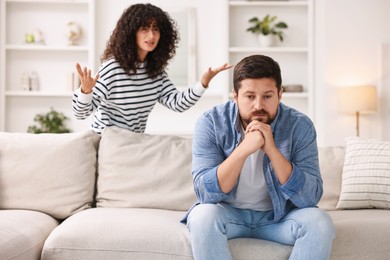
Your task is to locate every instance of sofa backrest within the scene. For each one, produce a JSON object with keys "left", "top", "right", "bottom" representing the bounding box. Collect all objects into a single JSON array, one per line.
[
  {"left": 96, "top": 127, "right": 197, "bottom": 211},
  {"left": 95, "top": 127, "right": 345, "bottom": 212},
  {"left": 0, "top": 130, "right": 100, "bottom": 219},
  {"left": 0, "top": 128, "right": 345, "bottom": 216}
]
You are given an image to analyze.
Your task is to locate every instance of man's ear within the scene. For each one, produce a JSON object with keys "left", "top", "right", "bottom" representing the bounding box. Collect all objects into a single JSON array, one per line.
[
  {"left": 278, "top": 87, "right": 283, "bottom": 101},
  {"left": 232, "top": 89, "right": 238, "bottom": 103}
]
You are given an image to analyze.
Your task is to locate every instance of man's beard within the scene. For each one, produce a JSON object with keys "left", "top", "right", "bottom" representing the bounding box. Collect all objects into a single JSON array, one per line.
[{"left": 242, "top": 109, "right": 272, "bottom": 125}]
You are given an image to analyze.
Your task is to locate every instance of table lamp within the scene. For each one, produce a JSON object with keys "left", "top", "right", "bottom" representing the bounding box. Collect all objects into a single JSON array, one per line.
[{"left": 337, "top": 85, "right": 377, "bottom": 137}]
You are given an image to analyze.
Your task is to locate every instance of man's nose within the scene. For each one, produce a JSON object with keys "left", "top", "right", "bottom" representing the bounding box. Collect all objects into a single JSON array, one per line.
[{"left": 254, "top": 97, "right": 263, "bottom": 110}]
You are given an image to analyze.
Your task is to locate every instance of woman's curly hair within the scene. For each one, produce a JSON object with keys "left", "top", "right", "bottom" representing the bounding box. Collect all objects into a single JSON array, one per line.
[{"left": 101, "top": 3, "right": 179, "bottom": 78}]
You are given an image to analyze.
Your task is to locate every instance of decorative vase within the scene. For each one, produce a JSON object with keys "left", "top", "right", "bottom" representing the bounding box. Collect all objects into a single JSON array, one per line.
[
  {"left": 257, "top": 34, "right": 275, "bottom": 47},
  {"left": 67, "top": 22, "right": 83, "bottom": 46}
]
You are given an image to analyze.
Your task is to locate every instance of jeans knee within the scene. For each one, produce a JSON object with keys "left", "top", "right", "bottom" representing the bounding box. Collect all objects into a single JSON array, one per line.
[
  {"left": 187, "top": 204, "right": 227, "bottom": 234},
  {"left": 305, "top": 208, "right": 335, "bottom": 240}
]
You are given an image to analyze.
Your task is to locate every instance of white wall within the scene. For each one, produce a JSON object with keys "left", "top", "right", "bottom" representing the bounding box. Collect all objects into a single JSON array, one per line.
[
  {"left": 315, "top": 0, "right": 390, "bottom": 146},
  {"left": 95, "top": 0, "right": 390, "bottom": 143},
  {"left": 95, "top": 0, "right": 229, "bottom": 135}
]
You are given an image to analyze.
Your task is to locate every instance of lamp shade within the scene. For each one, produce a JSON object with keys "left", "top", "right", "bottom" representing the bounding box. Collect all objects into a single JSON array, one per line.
[{"left": 337, "top": 85, "right": 377, "bottom": 114}]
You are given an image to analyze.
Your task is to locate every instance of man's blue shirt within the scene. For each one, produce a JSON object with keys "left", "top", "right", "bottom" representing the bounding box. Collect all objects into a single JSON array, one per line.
[{"left": 189, "top": 100, "right": 323, "bottom": 222}]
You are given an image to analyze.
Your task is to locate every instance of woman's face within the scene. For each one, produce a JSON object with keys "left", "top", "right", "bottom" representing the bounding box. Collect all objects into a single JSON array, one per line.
[{"left": 136, "top": 20, "right": 160, "bottom": 62}]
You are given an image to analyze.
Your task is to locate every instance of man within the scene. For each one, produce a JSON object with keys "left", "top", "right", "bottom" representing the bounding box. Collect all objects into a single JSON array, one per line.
[{"left": 185, "top": 55, "right": 335, "bottom": 260}]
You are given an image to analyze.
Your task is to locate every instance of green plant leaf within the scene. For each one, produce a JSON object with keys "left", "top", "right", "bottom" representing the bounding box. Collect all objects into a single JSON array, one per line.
[
  {"left": 275, "top": 22, "right": 288, "bottom": 29},
  {"left": 27, "top": 107, "right": 71, "bottom": 134},
  {"left": 246, "top": 14, "right": 288, "bottom": 41}
]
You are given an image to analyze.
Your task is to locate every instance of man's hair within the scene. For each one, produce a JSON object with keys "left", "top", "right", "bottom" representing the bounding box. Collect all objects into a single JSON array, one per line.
[
  {"left": 233, "top": 55, "right": 282, "bottom": 93},
  {"left": 101, "top": 3, "right": 179, "bottom": 78}
]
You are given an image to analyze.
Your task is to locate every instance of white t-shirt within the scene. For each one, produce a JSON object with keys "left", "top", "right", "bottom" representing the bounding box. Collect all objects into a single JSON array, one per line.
[{"left": 225, "top": 127, "right": 273, "bottom": 211}]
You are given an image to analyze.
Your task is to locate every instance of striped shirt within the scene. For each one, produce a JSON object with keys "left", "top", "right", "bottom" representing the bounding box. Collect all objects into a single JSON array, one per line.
[{"left": 72, "top": 59, "right": 206, "bottom": 134}]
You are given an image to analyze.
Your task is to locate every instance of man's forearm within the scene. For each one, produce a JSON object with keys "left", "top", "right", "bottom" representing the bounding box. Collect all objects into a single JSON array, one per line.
[
  {"left": 216, "top": 144, "right": 248, "bottom": 193},
  {"left": 266, "top": 147, "right": 293, "bottom": 185}
]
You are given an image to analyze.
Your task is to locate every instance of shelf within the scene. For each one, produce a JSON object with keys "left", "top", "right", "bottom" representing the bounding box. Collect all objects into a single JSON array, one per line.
[
  {"left": 6, "top": 0, "right": 89, "bottom": 4},
  {"left": 229, "top": 47, "right": 308, "bottom": 53},
  {"left": 229, "top": 1, "right": 308, "bottom": 7},
  {"left": 228, "top": 0, "right": 314, "bottom": 120},
  {"left": 0, "top": 0, "right": 95, "bottom": 132},
  {"left": 6, "top": 44, "right": 89, "bottom": 51},
  {"left": 6, "top": 91, "right": 73, "bottom": 97},
  {"left": 283, "top": 92, "right": 309, "bottom": 98},
  {"left": 227, "top": 91, "right": 308, "bottom": 100}
]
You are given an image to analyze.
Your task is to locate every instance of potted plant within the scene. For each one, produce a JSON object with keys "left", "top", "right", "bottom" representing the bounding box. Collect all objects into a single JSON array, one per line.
[
  {"left": 27, "top": 107, "right": 71, "bottom": 133},
  {"left": 246, "top": 14, "right": 288, "bottom": 47}
]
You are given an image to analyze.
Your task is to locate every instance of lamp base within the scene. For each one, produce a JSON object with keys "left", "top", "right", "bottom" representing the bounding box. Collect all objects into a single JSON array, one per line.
[{"left": 356, "top": 111, "right": 360, "bottom": 137}]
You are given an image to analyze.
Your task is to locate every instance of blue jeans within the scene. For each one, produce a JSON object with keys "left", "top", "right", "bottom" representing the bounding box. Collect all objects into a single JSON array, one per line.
[{"left": 187, "top": 203, "right": 335, "bottom": 260}]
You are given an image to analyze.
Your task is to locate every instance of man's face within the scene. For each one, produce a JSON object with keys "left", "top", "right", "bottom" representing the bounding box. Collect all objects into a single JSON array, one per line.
[{"left": 233, "top": 78, "right": 282, "bottom": 129}]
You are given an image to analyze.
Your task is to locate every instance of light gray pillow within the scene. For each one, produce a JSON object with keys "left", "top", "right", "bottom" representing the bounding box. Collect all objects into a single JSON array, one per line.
[
  {"left": 317, "top": 146, "right": 345, "bottom": 210},
  {"left": 96, "top": 127, "right": 196, "bottom": 211},
  {"left": 0, "top": 131, "right": 100, "bottom": 219}
]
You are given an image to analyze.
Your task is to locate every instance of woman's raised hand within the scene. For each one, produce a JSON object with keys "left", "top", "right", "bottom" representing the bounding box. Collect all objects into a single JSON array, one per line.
[
  {"left": 201, "top": 63, "right": 233, "bottom": 88},
  {"left": 76, "top": 63, "right": 99, "bottom": 94}
]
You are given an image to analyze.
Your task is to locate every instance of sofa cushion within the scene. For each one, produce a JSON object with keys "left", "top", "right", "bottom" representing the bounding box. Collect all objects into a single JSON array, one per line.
[
  {"left": 96, "top": 126, "right": 196, "bottom": 211},
  {"left": 317, "top": 146, "right": 345, "bottom": 210},
  {"left": 0, "top": 209, "right": 58, "bottom": 260},
  {"left": 337, "top": 137, "right": 390, "bottom": 209},
  {"left": 327, "top": 209, "right": 390, "bottom": 260},
  {"left": 0, "top": 131, "right": 100, "bottom": 219},
  {"left": 42, "top": 208, "right": 292, "bottom": 260}
]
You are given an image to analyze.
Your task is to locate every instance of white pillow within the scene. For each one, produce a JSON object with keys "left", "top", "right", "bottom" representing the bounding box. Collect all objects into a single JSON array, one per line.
[
  {"left": 336, "top": 137, "right": 390, "bottom": 209},
  {"left": 0, "top": 131, "right": 100, "bottom": 219},
  {"left": 96, "top": 127, "right": 196, "bottom": 211}
]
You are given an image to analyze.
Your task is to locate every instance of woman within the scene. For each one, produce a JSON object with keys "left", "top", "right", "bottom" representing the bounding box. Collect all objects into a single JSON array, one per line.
[{"left": 72, "top": 3, "right": 231, "bottom": 134}]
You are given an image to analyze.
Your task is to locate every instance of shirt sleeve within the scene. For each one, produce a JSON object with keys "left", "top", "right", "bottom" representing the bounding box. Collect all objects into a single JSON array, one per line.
[
  {"left": 72, "top": 87, "right": 94, "bottom": 119},
  {"left": 192, "top": 114, "right": 233, "bottom": 204},
  {"left": 72, "top": 76, "right": 106, "bottom": 120},
  {"left": 158, "top": 74, "right": 206, "bottom": 112},
  {"left": 278, "top": 119, "right": 323, "bottom": 208}
]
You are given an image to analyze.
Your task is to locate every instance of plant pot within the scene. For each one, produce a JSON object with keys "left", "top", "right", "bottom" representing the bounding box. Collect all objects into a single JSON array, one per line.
[{"left": 257, "top": 34, "right": 275, "bottom": 47}]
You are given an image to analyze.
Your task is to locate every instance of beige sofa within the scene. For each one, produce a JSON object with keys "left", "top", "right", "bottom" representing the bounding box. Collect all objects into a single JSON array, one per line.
[{"left": 1, "top": 127, "right": 389, "bottom": 260}]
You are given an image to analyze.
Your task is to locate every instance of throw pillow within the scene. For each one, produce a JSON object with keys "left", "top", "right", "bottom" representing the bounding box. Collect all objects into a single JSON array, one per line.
[
  {"left": 336, "top": 137, "right": 390, "bottom": 209},
  {"left": 317, "top": 146, "right": 345, "bottom": 210},
  {"left": 96, "top": 126, "right": 196, "bottom": 211},
  {"left": 0, "top": 130, "right": 100, "bottom": 219}
]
